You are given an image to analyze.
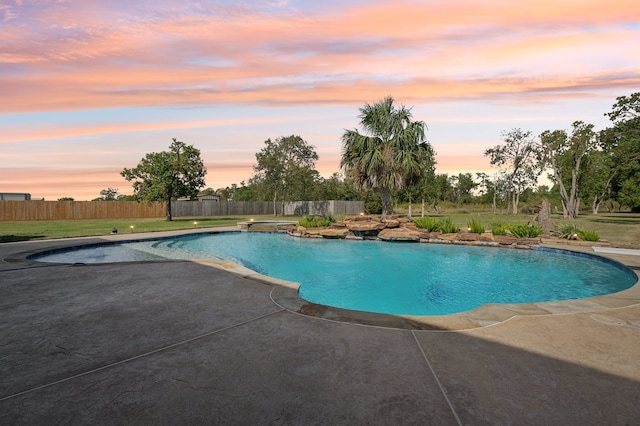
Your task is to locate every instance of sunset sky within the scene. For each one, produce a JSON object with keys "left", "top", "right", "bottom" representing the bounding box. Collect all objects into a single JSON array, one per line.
[{"left": 1, "top": 0, "right": 639, "bottom": 200}]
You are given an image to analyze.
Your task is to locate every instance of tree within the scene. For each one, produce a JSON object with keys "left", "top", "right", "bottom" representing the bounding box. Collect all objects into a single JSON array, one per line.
[
  {"left": 252, "top": 135, "right": 319, "bottom": 216},
  {"left": 341, "top": 96, "right": 435, "bottom": 216},
  {"left": 484, "top": 129, "right": 541, "bottom": 214},
  {"left": 451, "top": 173, "right": 478, "bottom": 204},
  {"left": 539, "top": 121, "right": 597, "bottom": 218},
  {"left": 94, "top": 188, "right": 119, "bottom": 201},
  {"left": 121, "top": 138, "right": 207, "bottom": 221},
  {"left": 475, "top": 172, "right": 506, "bottom": 212},
  {"left": 581, "top": 134, "right": 617, "bottom": 214},
  {"left": 58, "top": 197, "right": 74, "bottom": 201},
  {"left": 605, "top": 93, "right": 640, "bottom": 211}
]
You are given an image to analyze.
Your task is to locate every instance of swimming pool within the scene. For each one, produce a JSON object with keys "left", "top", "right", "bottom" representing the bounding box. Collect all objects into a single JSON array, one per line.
[{"left": 32, "top": 232, "right": 637, "bottom": 316}]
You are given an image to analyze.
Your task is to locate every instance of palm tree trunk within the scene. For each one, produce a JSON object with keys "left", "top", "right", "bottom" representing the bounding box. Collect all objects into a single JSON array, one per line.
[{"left": 381, "top": 186, "right": 392, "bottom": 216}]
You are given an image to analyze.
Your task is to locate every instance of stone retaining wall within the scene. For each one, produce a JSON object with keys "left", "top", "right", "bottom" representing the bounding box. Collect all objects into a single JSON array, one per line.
[{"left": 288, "top": 215, "right": 543, "bottom": 249}]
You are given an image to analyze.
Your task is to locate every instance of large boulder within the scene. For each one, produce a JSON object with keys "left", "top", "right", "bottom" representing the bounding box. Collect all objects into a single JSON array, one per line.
[
  {"left": 494, "top": 235, "right": 517, "bottom": 245},
  {"left": 319, "top": 228, "right": 349, "bottom": 238},
  {"left": 383, "top": 219, "right": 400, "bottom": 228},
  {"left": 439, "top": 233, "right": 459, "bottom": 241},
  {"left": 346, "top": 220, "right": 386, "bottom": 232},
  {"left": 378, "top": 228, "right": 420, "bottom": 241},
  {"left": 538, "top": 198, "right": 552, "bottom": 231},
  {"left": 478, "top": 233, "right": 495, "bottom": 242},
  {"left": 458, "top": 232, "right": 479, "bottom": 241}
]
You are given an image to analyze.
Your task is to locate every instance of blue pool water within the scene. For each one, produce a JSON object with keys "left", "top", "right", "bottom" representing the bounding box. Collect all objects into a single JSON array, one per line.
[{"left": 33, "top": 232, "right": 637, "bottom": 316}]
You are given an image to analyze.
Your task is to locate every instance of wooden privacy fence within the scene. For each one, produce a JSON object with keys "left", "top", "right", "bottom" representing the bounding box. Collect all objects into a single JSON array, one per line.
[
  {"left": 0, "top": 200, "right": 366, "bottom": 221},
  {"left": 172, "top": 201, "right": 279, "bottom": 217},
  {"left": 0, "top": 201, "right": 166, "bottom": 221},
  {"left": 171, "top": 200, "right": 365, "bottom": 217}
]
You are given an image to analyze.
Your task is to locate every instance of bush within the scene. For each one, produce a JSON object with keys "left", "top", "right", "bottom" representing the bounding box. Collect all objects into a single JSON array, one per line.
[
  {"left": 413, "top": 216, "right": 439, "bottom": 232},
  {"left": 467, "top": 218, "right": 485, "bottom": 234},
  {"left": 491, "top": 221, "right": 510, "bottom": 236},
  {"left": 509, "top": 224, "right": 544, "bottom": 238},
  {"left": 412, "top": 216, "right": 460, "bottom": 233},
  {"left": 556, "top": 223, "right": 581, "bottom": 239},
  {"left": 438, "top": 217, "right": 460, "bottom": 234},
  {"left": 365, "top": 199, "right": 382, "bottom": 215},
  {"left": 556, "top": 223, "right": 599, "bottom": 241},
  {"left": 578, "top": 229, "right": 600, "bottom": 242},
  {"left": 298, "top": 214, "right": 334, "bottom": 228}
]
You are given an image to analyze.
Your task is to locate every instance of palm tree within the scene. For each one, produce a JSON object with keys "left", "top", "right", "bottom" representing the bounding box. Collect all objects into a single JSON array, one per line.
[{"left": 341, "top": 96, "right": 435, "bottom": 216}]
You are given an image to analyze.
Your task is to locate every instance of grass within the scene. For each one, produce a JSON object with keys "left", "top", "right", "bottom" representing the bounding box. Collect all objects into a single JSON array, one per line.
[
  {"left": 408, "top": 211, "right": 640, "bottom": 249},
  {"left": 298, "top": 214, "right": 335, "bottom": 228},
  {"left": 2, "top": 211, "right": 639, "bottom": 248},
  {"left": 0, "top": 215, "right": 293, "bottom": 243}
]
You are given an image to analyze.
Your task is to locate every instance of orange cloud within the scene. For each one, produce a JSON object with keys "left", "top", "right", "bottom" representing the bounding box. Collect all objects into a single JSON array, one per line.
[
  {"left": 1, "top": 0, "right": 638, "bottom": 114},
  {"left": 1, "top": 0, "right": 637, "bottom": 200}
]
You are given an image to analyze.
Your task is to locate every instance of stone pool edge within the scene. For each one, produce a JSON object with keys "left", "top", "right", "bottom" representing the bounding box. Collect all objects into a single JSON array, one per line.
[{"left": 10, "top": 227, "right": 640, "bottom": 332}]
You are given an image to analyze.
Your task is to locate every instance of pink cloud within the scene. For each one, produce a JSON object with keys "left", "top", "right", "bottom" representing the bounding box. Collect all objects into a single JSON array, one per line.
[
  {"left": 0, "top": 167, "right": 126, "bottom": 200},
  {"left": 1, "top": 0, "right": 638, "bottom": 114},
  {"left": 1, "top": 0, "right": 638, "bottom": 200}
]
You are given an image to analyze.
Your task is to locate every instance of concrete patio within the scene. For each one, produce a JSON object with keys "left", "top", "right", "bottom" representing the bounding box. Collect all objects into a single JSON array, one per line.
[{"left": 1, "top": 230, "right": 639, "bottom": 424}]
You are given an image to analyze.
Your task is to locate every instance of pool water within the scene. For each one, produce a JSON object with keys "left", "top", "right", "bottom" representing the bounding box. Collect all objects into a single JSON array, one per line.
[{"left": 34, "top": 232, "right": 637, "bottom": 316}]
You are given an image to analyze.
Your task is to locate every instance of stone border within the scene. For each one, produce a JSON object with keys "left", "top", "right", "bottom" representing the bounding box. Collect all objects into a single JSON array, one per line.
[{"left": 14, "top": 227, "right": 639, "bottom": 331}]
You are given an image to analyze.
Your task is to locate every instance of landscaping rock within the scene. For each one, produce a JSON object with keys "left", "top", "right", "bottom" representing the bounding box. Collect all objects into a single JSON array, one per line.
[
  {"left": 378, "top": 228, "right": 420, "bottom": 241},
  {"left": 479, "top": 233, "right": 495, "bottom": 242},
  {"left": 458, "top": 232, "right": 479, "bottom": 241},
  {"left": 439, "top": 233, "right": 459, "bottom": 241},
  {"left": 304, "top": 227, "right": 322, "bottom": 236},
  {"left": 290, "top": 217, "right": 541, "bottom": 249},
  {"left": 538, "top": 198, "right": 552, "bottom": 231},
  {"left": 319, "top": 228, "right": 349, "bottom": 238},
  {"left": 516, "top": 238, "right": 540, "bottom": 246},
  {"left": 402, "top": 223, "right": 420, "bottom": 231},
  {"left": 494, "top": 235, "right": 517, "bottom": 245},
  {"left": 383, "top": 219, "right": 400, "bottom": 228},
  {"left": 346, "top": 221, "right": 386, "bottom": 232}
]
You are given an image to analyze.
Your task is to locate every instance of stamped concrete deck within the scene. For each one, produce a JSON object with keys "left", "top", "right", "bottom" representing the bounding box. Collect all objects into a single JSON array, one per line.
[{"left": 1, "top": 229, "right": 639, "bottom": 424}]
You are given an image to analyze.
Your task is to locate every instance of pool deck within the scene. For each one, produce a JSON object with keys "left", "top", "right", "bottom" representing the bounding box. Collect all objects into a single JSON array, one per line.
[{"left": 1, "top": 228, "right": 639, "bottom": 424}]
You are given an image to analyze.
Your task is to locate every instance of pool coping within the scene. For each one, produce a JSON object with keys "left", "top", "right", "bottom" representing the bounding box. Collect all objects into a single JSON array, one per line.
[{"left": 8, "top": 227, "right": 640, "bottom": 331}]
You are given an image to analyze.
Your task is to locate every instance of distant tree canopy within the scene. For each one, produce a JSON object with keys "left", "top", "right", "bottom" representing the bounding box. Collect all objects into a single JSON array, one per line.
[
  {"left": 251, "top": 135, "right": 319, "bottom": 216},
  {"left": 94, "top": 187, "right": 119, "bottom": 201},
  {"left": 605, "top": 93, "right": 640, "bottom": 211},
  {"left": 484, "top": 128, "right": 541, "bottom": 214},
  {"left": 108, "top": 93, "right": 640, "bottom": 218},
  {"left": 341, "top": 96, "right": 435, "bottom": 216},
  {"left": 121, "top": 138, "right": 206, "bottom": 221},
  {"left": 539, "top": 121, "right": 597, "bottom": 218}
]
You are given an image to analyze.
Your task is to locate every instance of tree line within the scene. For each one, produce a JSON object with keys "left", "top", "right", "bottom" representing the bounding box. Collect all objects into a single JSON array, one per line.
[{"left": 80, "top": 93, "right": 638, "bottom": 221}]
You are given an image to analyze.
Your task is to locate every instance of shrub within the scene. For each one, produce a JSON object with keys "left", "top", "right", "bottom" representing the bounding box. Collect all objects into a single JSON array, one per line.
[
  {"left": 298, "top": 214, "right": 334, "bottom": 228},
  {"left": 413, "top": 216, "right": 439, "bottom": 232},
  {"left": 578, "top": 229, "right": 600, "bottom": 242},
  {"left": 467, "top": 218, "right": 485, "bottom": 234},
  {"left": 491, "top": 221, "right": 510, "bottom": 236},
  {"left": 365, "top": 199, "right": 382, "bottom": 215},
  {"left": 509, "top": 224, "right": 544, "bottom": 238},
  {"left": 556, "top": 223, "right": 599, "bottom": 241},
  {"left": 438, "top": 217, "right": 460, "bottom": 234},
  {"left": 556, "top": 223, "right": 581, "bottom": 239}
]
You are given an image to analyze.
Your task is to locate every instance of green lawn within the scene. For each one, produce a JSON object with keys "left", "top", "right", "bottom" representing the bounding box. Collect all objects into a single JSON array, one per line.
[
  {"left": 416, "top": 212, "right": 640, "bottom": 249},
  {"left": 2, "top": 212, "right": 639, "bottom": 248},
  {"left": 0, "top": 216, "right": 272, "bottom": 243}
]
